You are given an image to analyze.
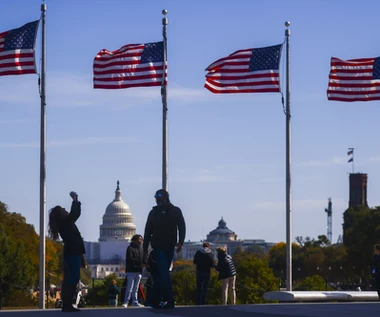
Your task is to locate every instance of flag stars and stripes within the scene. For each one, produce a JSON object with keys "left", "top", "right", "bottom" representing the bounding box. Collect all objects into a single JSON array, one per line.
[
  {"left": 93, "top": 41, "right": 167, "bottom": 89},
  {"left": 140, "top": 42, "right": 164, "bottom": 63},
  {"left": 3, "top": 22, "right": 37, "bottom": 51},
  {"left": 249, "top": 45, "right": 282, "bottom": 72},
  {"left": 372, "top": 57, "right": 380, "bottom": 80},
  {"left": 0, "top": 20, "right": 39, "bottom": 76},
  {"left": 327, "top": 56, "right": 380, "bottom": 102},
  {"left": 204, "top": 44, "right": 283, "bottom": 94}
]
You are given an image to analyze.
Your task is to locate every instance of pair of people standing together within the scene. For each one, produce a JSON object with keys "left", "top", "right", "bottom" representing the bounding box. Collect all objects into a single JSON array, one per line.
[
  {"left": 122, "top": 189, "right": 186, "bottom": 309},
  {"left": 48, "top": 188, "right": 186, "bottom": 312},
  {"left": 194, "top": 244, "right": 237, "bottom": 306}
]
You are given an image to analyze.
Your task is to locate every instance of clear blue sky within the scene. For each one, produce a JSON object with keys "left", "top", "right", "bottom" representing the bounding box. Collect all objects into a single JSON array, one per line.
[{"left": 1, "top": 0, "right": 379, "bottom": 245}]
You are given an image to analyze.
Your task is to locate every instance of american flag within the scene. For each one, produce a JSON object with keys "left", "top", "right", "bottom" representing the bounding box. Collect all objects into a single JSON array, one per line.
[
  {"left": 93, "top": 41, "right": 167, "bottom": 89},
  {"left": 0, "top": 20, "right": 39, "bottom": 76},
  {"left": 327, "top": 56, "right": 380, "bottom": 102},
  {"left": 204, "top": 44, "right": 283, "bottom": 94}
]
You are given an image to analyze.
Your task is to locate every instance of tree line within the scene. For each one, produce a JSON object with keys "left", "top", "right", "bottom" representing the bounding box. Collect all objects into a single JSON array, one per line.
[{"left": 0, "top": 201, "right": 378, "bottom": 307}]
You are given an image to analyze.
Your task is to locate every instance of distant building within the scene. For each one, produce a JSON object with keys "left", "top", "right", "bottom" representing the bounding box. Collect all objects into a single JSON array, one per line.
[
  {"left": 349, "top": 173, "right": 368, "bottom": 207},
  {"left": 178, "top": 218, "right": 274, "bottom": 260},
  {"left": 84, "top": 185, "right": 275, "bottom": 277},
  {"left": 84, "top": 181, "right": 136, "bottom": 278}
]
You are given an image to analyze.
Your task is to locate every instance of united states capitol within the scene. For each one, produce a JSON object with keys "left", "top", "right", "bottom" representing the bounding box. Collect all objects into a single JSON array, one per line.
[{"left": 84, "top": 181, "right": 274, "bottom": 279}]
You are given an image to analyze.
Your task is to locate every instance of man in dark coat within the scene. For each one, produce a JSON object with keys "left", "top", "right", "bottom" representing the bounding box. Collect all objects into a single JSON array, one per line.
[
  {"left": 193, "top": 242, "right": 214, "bottom": 305},
  {"left": 143, "top": 189, "right": 186, "bottom": 309}
]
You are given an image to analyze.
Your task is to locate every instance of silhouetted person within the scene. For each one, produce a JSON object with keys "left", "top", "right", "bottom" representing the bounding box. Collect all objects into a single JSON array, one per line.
[
  {"left": 193, "top": 241, "right": 214, "bottom": 305},
  {"left": 143, "top": 189, "right": 186, "bottom": 309},
  {"left": 372, "top": 244, "right": 380, "bottom": 299},
  {"left": 48, "top": 191, "right": 85, "bottom": 312},
  {"left": 215, "top": 247, "right": 237, "bottom": 305},
  {"left": 122, "top": 234, "right": 144, "bottom": 307},
  {"left": 108, "top": 279, "right": 120, "bottom": 307}
]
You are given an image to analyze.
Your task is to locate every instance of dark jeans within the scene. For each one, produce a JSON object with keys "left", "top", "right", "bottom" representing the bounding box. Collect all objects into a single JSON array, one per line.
[
  {"left": 62, "top": 255, "right": 81, "bottom": 308},
  {"left": 374, "top": 277, "right": 380, "bottom": 300},
  {"left": 152, "top": 248, "right": 174, "bottom": 305},
  {"left": 63, "top": 255, "right": 81, "bottom": 286},
  {"left": 196, "top": 270, "right": 210, "bottom": 305}
]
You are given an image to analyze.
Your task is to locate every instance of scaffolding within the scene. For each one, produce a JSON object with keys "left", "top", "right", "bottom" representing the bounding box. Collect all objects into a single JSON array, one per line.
[{"left": 324, "top": 197, "right": 332, "bottom": 242}]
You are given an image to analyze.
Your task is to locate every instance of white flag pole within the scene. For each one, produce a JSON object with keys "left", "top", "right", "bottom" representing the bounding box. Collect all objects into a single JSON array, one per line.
[
  {"left": 39, "top": 2, "right": 47, "bottom": 309},
  {"left": 285, "top": 21, "right": 293, "bottom": 292},
  {"left": 161, "top": 9, "right": 168, "bottom": 191}
]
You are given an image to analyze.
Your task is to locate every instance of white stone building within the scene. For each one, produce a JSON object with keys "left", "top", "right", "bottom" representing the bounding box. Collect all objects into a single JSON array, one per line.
[{"left": 84, "top": 181, "right": 136, "bottom": 278}]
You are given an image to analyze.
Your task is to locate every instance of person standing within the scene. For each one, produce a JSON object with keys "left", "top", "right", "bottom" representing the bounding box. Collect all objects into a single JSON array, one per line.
[
  {"left": 193, "top": 242, "right": 214, "bottom": 305},
  {"left": 108, "top": 279, "right": 120, "bottom": 307},
  {"left": 143, "top": 189, "right": 186, "bottom": 309},
  {"left": 372, "top": 244, "right": 380, "bottom": 299},
  {"left": 215, "top": 247, "right": 237, "bottom": 305},
  {"left": 122, "top": 234, "right": 144, "bottom": 307},
  {"left": 48, "top": 191, "right": 86, "bottom": 312}
]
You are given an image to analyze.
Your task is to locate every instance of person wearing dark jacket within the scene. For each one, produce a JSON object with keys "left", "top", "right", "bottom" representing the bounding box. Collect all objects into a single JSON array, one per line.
[
  {"left": 48, "top": 191, "right": 85, "bottom": 312},
  {"left": 215, "top": 247, "right": 236, "bottom": 305},
  {"left": 108, "top": 279, "right": 120, "bottom": 306},
  {"left": 193, "top": 242, "right": 214, "bottom": 305},
  {"left": 143, "top": 189, "right": 186, "bottom": 309},
  {"left": 122, "top": 234, "right": 144, "bottom": 307},
  {"left": 372, "top": 244, "right": 380, "bottom": 299}
]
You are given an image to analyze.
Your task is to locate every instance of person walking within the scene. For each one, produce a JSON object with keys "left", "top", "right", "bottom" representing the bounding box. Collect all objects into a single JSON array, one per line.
[
  {"left": 108, "top": 279, "right": 120, "bottom": 307},
  {"left": 193, "top": 242, "right": 214, "bottom": 305},
  {"left": 143, "top": 189, "right": 186, "bottom": 309},
  {"left": 372, "top": 244, "right": 380, "bottom": 299},
  {"left": 215, "top": 247, "right": 237, "bottom": 305},
  {"left": 122, "top": 234, "right": 145, "bottom": 307},
  {"left": 48, "top": 191, "right": 86, "bottom": 312}
]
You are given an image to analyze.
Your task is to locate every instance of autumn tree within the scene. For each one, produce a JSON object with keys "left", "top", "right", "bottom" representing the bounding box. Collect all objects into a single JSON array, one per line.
[
  {"left": 234, "top": 253, "right": 278, "bottom": 303},
  {"left": 0, "top": 201, "right": 39, "bottom": 306}
]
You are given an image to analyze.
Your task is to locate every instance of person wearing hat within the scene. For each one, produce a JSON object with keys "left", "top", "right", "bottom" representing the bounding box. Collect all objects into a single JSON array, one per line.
[
  {"left": 143, "top": 189, "right": 186, "bottom": 309},
  {"left": 122, "top": 234, "right": 145, "bottom": 307}
]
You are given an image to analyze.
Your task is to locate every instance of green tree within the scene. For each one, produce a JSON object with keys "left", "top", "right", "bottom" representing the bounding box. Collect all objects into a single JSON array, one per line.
[
  {"left": 171, "top": 269, "right": 196, "bottom": 305},
  {"left": 295, "top": 275, "right": 326, "bottom": 291},
  {"left": 234, "top": 253, "right": 278, "bottom": 303}
]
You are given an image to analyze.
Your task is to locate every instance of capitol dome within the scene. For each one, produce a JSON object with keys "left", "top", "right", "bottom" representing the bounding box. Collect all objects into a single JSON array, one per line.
[{"left": 98, "top": 181, "right": 136, "bottom": 242}]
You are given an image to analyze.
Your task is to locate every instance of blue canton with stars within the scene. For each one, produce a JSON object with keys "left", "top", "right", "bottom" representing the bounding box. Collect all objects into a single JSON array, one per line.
[
  {"left": 140, "top": 41, "right": 164, "bottom": 63},
  {"left": 249, "top": 44, "right": 282, "bottom": 72},
  {"left": 4, "top": 21, "right": 39, "bottom": 51},
  {"left": 372, "top": 57, "right": 380, "bottom": 79}
]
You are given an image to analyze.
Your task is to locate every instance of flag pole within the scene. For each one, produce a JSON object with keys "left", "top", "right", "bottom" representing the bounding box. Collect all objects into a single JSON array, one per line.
[
  {"left": 39, "top": 3, "right": 47, "bottom": 309},
  {"left": 285, "top": 21, "right": 292, "bottom": 291},
  {"left": 161, "top": 9, "right": 168, "bottom": 191}
]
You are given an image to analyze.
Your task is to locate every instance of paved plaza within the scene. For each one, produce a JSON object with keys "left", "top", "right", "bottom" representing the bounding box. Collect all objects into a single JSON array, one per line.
[{"left": 1, "top": 303, "right": 380, "bottom": 317}]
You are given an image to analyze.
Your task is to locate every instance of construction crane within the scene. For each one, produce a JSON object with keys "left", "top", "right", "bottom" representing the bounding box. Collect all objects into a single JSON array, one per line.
[{"left": 324, "top": 197, "right": 332, "bottom": 243}]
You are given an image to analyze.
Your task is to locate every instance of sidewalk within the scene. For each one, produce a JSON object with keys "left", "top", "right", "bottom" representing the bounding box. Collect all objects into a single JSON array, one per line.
[{"left": 0, "top": 303, "right": 380, "bottom": 317}]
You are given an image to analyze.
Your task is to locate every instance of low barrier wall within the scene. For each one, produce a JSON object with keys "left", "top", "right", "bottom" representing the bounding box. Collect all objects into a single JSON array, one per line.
[{"left": 263, "top": 291, "right": 379, "bottom": 302}]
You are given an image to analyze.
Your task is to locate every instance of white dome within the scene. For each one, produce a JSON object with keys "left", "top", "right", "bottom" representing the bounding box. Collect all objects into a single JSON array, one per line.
[
  {"left": 105, "top": 191, "right": 131, "bottom": 215},
  {"left": 99, "top": 181, "right": 136, "bottom": 242}
]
